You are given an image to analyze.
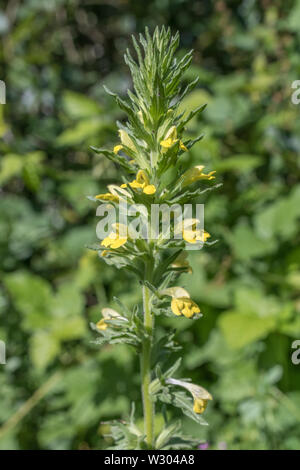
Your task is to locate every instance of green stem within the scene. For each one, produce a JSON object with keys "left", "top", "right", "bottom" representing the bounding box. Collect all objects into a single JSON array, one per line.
[{"left": 141, "top": 265, "right": 155, "bottom": 449}]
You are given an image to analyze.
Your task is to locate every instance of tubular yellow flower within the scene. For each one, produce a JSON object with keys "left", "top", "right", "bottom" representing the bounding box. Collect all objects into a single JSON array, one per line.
[
  {"left": 160, "top": 138, "right": 174, "bottom": 149},
  {"left": 193, "top": 398, "right": 209, "bottom": 414},
  {"left": 171, "top": 297, "right": 200, "bottom": 318},
  {"left": 179, "top": 141, "right": 188, "bottom": 151},
  {"left": 96, "top": 308, "right": 127, "bottom": 331},
  {"left": 160, "top": 126, "right": 187, "bottom": 152},
  {"left": 137, "top": 110, "right": 144, "bottom": 123},
  {"left": 96, "top": 318, "right": 108, "bottom": 331},
  {"left": 175, "top": 219, "right": 211, "bottom": 244},
  {"left": 101, "top": 236, "right": 127, "bottom": 249},
  {"left": 95, "top": 192, "right": 119, "bottom": 203},
  {"left": 113, "top": 144, "right": 123, "bottom": 154},
  {"left": 160, "top": 286, "right": 200, "bottom": 319},
  {"left": 122, "top": 170, "right": 156, "bottom": 195},
  {"left": 183, "top": 229, "right": 210, "bottom": 244},
  {"left": 160, "top": 286, "right": 190, "bottom": 298},
  {"left": 101, "top": 223, "right": 128, "bottom": 249},
  {"left": 166, "top": 378, "right": 212, "bottom": 415},
  {"left": 189, "top": 384, "right": 212, "bottom": 414},
  {"left": 143, "top": 184, "right": 156, "bottom": 195},
  {"left": 119, "top": 129, "right": 136, "bottom": 151},
  {"left": 180, "top": 165, "right": 216, "bottom": 188}
]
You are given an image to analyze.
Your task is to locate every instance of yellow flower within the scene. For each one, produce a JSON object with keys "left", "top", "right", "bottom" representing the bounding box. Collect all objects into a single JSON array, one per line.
[
  {"left": 193, "top": 398, "right": 209, "bottom": 414},
  {"left": 166, "top": 378, "right": 212, "bottom": 415},
  {"left": 101, "top": 223, "right": 128, "bottom": 249},
  {"left": 189, "top": 384, "right": 212, "bottom": 414},
  {"left": 95, "top": 192, "right": 119, "bottom": 203},
  {"left": 113, "top": 144, "right": 123, "bottom": 154},
  {"left": 122, "top": 170, "right": 156, "bottom": 195},
  {"left": 180, "top": 142, "right": 188, "bottom": 151},
  {"left": 160, "top": 126, "right": 187, "bottom": 152},
  {"left": 160, "top": 286, "right": 190, "bottom": 298},
  {"left": 180, "top": 165, "right": 216, "bottom": 188},
  {"left": 137, "top": 110, "right": 144, "bottom": 124},
  {"left": 96, "top": 318, "right": 108, "bottom": 331},
  {"left": 118, "top": 129, "right": 136, "bottom": 151},
  {"left": 113, "top": 130, "right": 136, "bottom": 160},
  {"left": 175, "top": 219, "right": 211, "bottom": 244},
  {"left": 183, "top": 228, "right": 210, "bottom": 244},
  {"left": 160, "top": 286, "right": 200, "bottom": 319},
  {"left": 143, "top": 184, "right": 156, "bottom": 195},
  {"left": 96, "top": 308, "right": 127, "bottom": 331},
  {"left": 171, "top": 297, "right": 200, "bottom": 318}
]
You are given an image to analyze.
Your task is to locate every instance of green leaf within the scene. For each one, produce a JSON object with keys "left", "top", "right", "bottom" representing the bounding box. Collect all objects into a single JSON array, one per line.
[
  {"left": 226, "top": 220, "right": 277, "bottom": 260},
  {"left": 57, "top": 117, "right": 107, "bottom": 146},
  {"left": 62, "top": 90, "right": 102, "bottom": 119},
  {"left": 0, "top": 154, "right": 23, "bottom": 185},
  {"left": 52, "top": 317, "right": 86, "bottom": 341},
  {"left": 30, "top": 331, "right": 60, "bottom": 370},
  {"left": 218, "top": 311, "right": 277, "bottom": 349},
  {"left": 4, "top": 272, "right": 53, "bottom": 330},
  {"left": 215, "top": 155, "right": 263, "bottom": 173}
]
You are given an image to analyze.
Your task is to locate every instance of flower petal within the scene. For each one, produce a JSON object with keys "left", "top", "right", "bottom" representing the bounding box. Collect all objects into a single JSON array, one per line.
[
  {"left": 143, "top": 184, "right": 156, "bottom": 195},
  {"left": 113, "top": 144, "right": 123, "bottom": 154}
]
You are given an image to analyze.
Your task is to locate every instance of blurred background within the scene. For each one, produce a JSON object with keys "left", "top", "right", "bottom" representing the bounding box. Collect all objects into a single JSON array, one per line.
[{"left": 0, "top": 0, "right": 300, "bottom": 450}]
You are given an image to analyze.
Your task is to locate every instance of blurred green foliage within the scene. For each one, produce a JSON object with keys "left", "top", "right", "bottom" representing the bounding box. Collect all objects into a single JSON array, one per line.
[{"left": 0, "top": 0, "right": 299, "bottom": 450}]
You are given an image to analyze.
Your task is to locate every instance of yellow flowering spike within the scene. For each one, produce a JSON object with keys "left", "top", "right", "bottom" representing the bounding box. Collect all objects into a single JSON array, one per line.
[
  {"left": 95, "top": 193, "right": 119, "bottom": 203},
  {"left": 171, "top": 297, "right": 200, "bottom": 318},
  {"left": 181, "top": 165, "right": 216, "bottom": 188},
  {"left": 113, "top": 144, "right": 123, "bottom": 154}
]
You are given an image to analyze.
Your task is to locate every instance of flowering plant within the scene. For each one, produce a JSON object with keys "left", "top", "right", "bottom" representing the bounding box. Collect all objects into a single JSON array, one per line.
[{"left": 90, "top": 27, "right": 219, "bottom": 450}]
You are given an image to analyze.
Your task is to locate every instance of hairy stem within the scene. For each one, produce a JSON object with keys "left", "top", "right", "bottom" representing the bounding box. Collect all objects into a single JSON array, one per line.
[{"left": 141, "top": 265, "right": 155, "bottom": 448}]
